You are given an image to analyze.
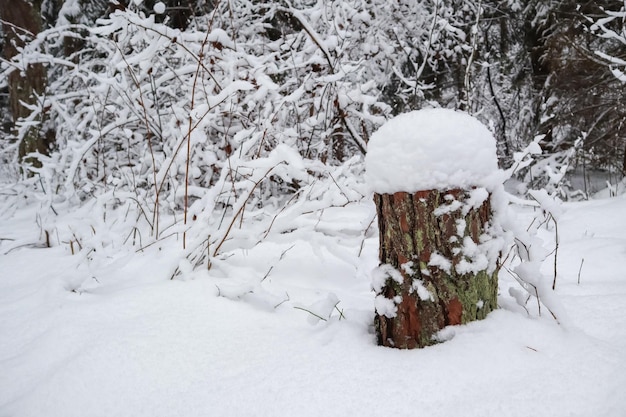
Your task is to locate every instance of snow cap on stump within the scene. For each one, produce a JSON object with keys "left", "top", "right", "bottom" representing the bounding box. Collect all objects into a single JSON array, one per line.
[{"left": 365, "top": 108, "right": 498, "bottom": 193}]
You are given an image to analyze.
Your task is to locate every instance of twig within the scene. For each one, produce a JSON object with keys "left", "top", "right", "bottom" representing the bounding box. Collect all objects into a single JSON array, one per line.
[
  {"left": 547, "top": 307, "right": 560, "bottom": 324},
  {"left": 358, "top": 213, "right": 376, "bottom": 257},
  {"left": 68, "top": 227, "right": 83, "bottom": 251},
  {"left": 514, "top": 237, "right": 530, "bottom": 260},
  {"left": 212, "top": 164, "right": 281, "bottom": 257},
  {"left": 552, "top": 216, "right": 559, "bottom": 290},
  {"left": 293, "top": 306, "right": 327, "bottom": 321},
  {"left": 334, "top": 304, "right": 345, "bottom": 320},
  {"left": 577, "top": 258, "right": 584, "bottom": 285},
  {"left": 280, "top": 244, "right": 296, "bottom": 260},
  {"left": 531, "top": 283, "right": 541, "bottom": 316},
  {"left": 463, "top": 0, "right": 482, "bottom": 111},
  {"left": 486, "top": 64, "right": 508, "bottom": 154},
  {"left": 274, "top": 292, "right": 290, "bottom": 309},
  {"left": 115, "top": 44, "right": 160, "bottom": 237},
  {"left": 184, "top": 27, "right": 212, "bottom": 250},
  {"left": 261, "top": 265, "right": 274, "bottom": 282},
  {"left": 262, "top": 189, "right": 302, "bottom": 239},
  {"left": 135, "top": 232, "right": 177, "bottom": 252},
  {"left": 207, "top": 235, "right": 212, "bottom": 270},
  {"left": 328, "top": 172, "right": 350, "bottom": 203},
  {"left": 123, "top": 226, "right": 143, "bottom": 247}
]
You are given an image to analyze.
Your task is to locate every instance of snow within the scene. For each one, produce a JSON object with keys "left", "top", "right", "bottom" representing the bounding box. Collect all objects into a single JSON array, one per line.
[
  {"left": 153, "top": 2, "right": 166, "bottom": 15},
  {"left": 428, "top": 251, "right": 452, "bottom": 273},
  {"left": 374, "top": 294, "right": 398, "bottom": 318},
  {"left": 371, "top": 264, "right": 403, "bottom": 293},
  {"left": 411, "top": 279, "right": 434, "bottom": 302},
  {"left": 57, "top": 0, "right": 80, "bottom": 25},
  {"left": 365, "top": 108, "right": 499, "bottom": 193},
  {"left": 2, "top": 188, "right": 626, "bottom": 416},
  {"left": 455, "top": 236, "right": 490, "bottom": 274}
]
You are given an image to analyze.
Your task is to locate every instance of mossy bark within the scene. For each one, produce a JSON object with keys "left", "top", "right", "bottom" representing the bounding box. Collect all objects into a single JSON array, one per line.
[{"left": 374, "top": 189, "right": 498, "bottom": 349}]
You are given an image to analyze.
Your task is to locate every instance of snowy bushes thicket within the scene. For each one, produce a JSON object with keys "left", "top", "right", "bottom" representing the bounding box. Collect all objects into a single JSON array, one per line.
[{"left": 0, "top": 1, "right": 482, "bottom": 269}]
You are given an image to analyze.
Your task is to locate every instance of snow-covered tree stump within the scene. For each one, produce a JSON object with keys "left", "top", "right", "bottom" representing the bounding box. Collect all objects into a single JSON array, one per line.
[{"left": 365, "top": 109, "right": 503, "bottom": 349}]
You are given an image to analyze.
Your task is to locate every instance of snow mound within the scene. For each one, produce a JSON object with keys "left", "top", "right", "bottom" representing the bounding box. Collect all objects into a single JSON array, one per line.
[
  {"left": 365, "top": 108, "right": 498, "bottom": 193},
  {"left": 153, "top": 2, "right": 166, "bottom": 14}
]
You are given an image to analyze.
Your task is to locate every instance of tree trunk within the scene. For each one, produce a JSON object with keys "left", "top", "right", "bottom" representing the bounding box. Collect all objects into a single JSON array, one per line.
[
  {"left": 0, "top": 0, "right": 53, "bottom": 165},
  {"left": 374, "top": 189, "right": 498, "bottom": 349},
  {"left": 622, "top": 144, "right": 626, "bottom": 177}
]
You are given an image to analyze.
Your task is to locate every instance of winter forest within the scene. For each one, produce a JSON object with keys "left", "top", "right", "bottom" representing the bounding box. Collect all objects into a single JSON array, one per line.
[{"left": 1, "top": 0, "right": 626, "bottom": 416}]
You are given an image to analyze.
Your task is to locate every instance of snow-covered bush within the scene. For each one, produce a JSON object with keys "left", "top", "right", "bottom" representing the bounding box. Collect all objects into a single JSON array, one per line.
[{"left": 0, "top": 1, "right": 488, "bottom": 271}]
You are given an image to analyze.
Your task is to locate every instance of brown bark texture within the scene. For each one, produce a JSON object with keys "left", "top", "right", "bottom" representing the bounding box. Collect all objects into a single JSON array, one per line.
[
  {"left": 374, "top": 189, "right": 498, "bottom": 349},
  {"left": 0, "top": 0, "right": 52, "bottom": 163}
]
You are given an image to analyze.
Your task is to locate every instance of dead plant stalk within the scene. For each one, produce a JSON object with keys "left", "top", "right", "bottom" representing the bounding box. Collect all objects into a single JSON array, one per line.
[
  {"left": 212, "top": 164, "right": 282, "bottom": 257},
  {"left": 184, "top": 29, "right": 212, "bottom": 250}
]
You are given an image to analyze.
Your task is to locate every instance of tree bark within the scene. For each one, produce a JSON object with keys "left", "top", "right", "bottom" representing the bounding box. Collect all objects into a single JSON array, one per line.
[
  {"left": 374, "top": 189, "right": 498, "bottom": 349},
  {"left": 0, "top": 0, "right": 53, "bottom": 165}
]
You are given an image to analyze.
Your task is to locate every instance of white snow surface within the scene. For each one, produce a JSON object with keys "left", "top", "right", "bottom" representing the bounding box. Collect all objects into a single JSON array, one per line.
[
  {"left": 365, "top": 108, "right": 499, "bottom": 193},
  {"left": 153, "top": 2, "right": 166, "bottom": 14},
  {"left": 1, "top": 191, "right": 626, "bottom": 416}
]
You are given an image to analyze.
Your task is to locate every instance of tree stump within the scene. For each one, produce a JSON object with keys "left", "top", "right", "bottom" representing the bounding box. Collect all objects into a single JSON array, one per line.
[
  {"left": 365, "top": 108, "right": 502, "bottom": 349},
  {"left": 373, "top": 188, "right": 498, "bottom": 349}
]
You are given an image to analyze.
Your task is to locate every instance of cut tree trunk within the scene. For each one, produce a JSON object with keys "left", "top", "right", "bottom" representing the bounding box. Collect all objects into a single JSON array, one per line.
[{"left": 374, "top": 189, "right": 498, "bottom": 349}]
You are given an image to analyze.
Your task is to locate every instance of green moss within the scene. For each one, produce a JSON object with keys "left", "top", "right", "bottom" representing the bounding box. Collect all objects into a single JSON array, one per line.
[
  {"left": 414, "top": 228, "right": 424, "bottom": 252},
  {"left": 451, "top": 269, "right": 498, "bottom": 323}
]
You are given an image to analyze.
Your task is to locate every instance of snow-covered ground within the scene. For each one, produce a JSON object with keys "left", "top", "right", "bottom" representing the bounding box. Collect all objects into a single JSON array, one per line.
[{"left": 1, "top": 191, "right": 625, "bottom": 417}]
